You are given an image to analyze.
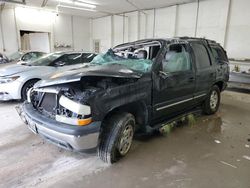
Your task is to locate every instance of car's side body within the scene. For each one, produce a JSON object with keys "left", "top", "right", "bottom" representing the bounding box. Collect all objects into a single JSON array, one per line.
[{"left": 0, "top": 52, "right": 96, "bottom": 101}]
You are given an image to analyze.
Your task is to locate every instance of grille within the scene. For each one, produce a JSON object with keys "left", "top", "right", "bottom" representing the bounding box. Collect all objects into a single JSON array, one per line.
[{"left": 40, "top": 93, "right": 57, "bottom": 113}]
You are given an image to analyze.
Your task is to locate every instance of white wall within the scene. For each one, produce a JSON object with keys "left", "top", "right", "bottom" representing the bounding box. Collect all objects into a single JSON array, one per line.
[
  {"left": 176, "top": 2, "right": 197, "bottom": 37},
  {"left": 0, "top": 12, "right": 4, "bottom": 52},
  {"left": 196, "top": 0, "right": 229, "bottom": 45},
  {"left": 0, "top": 7, "right": 91, "bottom": 55},
  {"left": 225, "top": 0, "right": 250, "bottom": 59},
  {"left": 125, "top": 11, "right": 139, "bottom": 42},
  {"left": 113, "top": 15, "right": 124, "bottom": 46},
  {"left": 154, "top": 6, "right": 177, "bottom": 38},
  {"left": 73, "top": 16, "right": 91, "bottom": 51},
  {"left": 29, "top": 33, "right": 50, "bottom": 53},
  {"left": 1, "top": 8, "right": 18, "bottom": 56},
  {"left": 92, "top": 16, "right": 112, "bottom": 52},
  {"left": 91, "top": 0, "right": 250, "bottom": 60}
]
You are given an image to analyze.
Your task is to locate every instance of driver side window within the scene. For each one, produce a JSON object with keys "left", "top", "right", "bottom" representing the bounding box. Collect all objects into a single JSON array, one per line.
[{"left": 162, "top": 44, "right": 191, "bottom": 73}]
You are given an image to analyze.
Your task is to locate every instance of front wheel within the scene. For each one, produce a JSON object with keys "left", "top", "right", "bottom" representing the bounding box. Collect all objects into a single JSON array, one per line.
[
  {"left": 21, "top": 79, "right": 39, "bottom": 101},
  {"left": 98, "top": 113, "right": 135, "bottom": 164},
  {"left": 202, "top": 85, "right": 221, "bottom": 115}
]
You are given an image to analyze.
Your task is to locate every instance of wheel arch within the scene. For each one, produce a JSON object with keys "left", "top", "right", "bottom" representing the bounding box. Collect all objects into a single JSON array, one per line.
[
  {"left": 213, "top": 80, "right": 225, "bottom": 91},
  {"left": 101, "top": 101, "right": 149, "bottom": 132},
  {"left": 21, "top": 78, "right": 41, "bottom": 98}
]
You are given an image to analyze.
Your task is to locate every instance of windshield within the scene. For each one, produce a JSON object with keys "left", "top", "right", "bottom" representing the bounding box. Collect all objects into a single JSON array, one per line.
[
  {"left": 90, "top": 49, "right": 153, "bottom": 73},
  {"left": 8, "top": 52, "right": 22, "bottom": 61},
  {"left": 29, "top": 53, "right": 62, "bottom": 66}
]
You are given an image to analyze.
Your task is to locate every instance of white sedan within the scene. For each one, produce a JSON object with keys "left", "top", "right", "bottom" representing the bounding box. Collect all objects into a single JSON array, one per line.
[{"left": 0, "top": 51, "right": 96, "bottom": 101}]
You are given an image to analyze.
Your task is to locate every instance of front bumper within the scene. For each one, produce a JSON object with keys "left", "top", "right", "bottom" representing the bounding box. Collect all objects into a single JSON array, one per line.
[
  {"left": 17, "top": 102, "right": 101, "bottom": 152},
  {"left": 0, "top": 80, "right": 22, "bottom": 101}
]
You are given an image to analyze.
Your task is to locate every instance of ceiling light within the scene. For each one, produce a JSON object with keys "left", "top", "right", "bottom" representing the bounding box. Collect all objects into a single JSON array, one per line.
[
  {"left": 77, "top": 0, "right": 98, "bottom": 5},
  {"left": 57, "top": 4, "right": 97, "bottom": 12},
  {"left": 74, "top": 2, "right": 96, "bottom": 9},
  {"left": 58, "top": 0, "right": 73, "bottom": 4}
]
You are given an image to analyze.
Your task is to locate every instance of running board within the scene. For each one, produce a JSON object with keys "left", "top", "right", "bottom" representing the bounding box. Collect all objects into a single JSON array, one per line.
[{"left": 143, "top": 108, "right": 202, "bottom": 135}]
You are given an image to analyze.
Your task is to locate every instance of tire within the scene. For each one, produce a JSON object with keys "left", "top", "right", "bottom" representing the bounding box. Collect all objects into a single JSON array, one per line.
[
  {"left": 202, "top": 85, "right": 221, "bottom": 115},
  {"left": 98, "top": 112, "right": 135, "bottom": 164},
  {"left": 21, "top": 79, "right": 39, "bottom": 101}
]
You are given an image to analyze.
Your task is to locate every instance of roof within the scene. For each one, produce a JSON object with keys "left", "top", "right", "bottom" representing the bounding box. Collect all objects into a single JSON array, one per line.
[{"left": 113, "top": 37, "right": 219, "bottom": 50}]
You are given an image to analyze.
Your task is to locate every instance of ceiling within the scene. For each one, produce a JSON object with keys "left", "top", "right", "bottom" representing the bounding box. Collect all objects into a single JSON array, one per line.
[{"left": 1, "top": 0, "right": 197, "bottom": 18}]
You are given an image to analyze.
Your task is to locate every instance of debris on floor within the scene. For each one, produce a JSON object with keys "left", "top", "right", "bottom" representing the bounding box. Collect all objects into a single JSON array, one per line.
[
  {"left": 220, "top": 161, "right": 237, "bottom": 169},
  {"left": 242, "top": 155, "right": 250, "bottom": 161},
  {"left": 214, "top": 140, "right": 221, "bottom": 144},
  {"left": 245, "top": 144, "right": 250, "bottom": 148}
]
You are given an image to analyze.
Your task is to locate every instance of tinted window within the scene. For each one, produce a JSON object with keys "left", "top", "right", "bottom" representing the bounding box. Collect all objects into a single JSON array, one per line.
[
  {"left": 57, "top": 53, "right": 82, "bottom": 65},
  {"left": 211, "top": 46, "right": 227, "bottom": 62},
  {"left": 82, "top": 53, "right": 96, "bottom": 62},
  {"left": 162, "top": 44, "right": 191, "bottom": 73},
  {"left": 30, "top": 53, "right": 63, "bottom": 66},
  {"left": 191, "top": 43, "right": 211, "bottom": 69}
]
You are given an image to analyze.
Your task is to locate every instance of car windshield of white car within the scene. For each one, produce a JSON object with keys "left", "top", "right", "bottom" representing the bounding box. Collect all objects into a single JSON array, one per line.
[{"left": 29, "top": 53, "right": 63, "bottom": 66}]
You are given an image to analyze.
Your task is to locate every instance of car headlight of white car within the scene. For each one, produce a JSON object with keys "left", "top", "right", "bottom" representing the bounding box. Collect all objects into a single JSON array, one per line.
[{"left": 0, "top": 76, "right": 20, "bottom": 84}]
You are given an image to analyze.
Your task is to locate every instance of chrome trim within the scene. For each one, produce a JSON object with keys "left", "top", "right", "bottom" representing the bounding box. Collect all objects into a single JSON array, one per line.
[
  {"left": 55, "top": 115, "right": 92, "bottom": 126},
  {"left": 156, "top": 93, "right": 207, "bottom": 111},
  {"left": 193, "top": 93, "right": 207, "bottom": 99},
  {"left": 27, "top": 88, "right": 32, "bottom": 103},
  {"left": 34, "top": 87, "right": 59, "bottom": 94},
  {"left": 59, "top": 95, "right": 91, "bottom": 115},
  {"left": 156, "top": 98, "right": 193, "bottom": 111}
]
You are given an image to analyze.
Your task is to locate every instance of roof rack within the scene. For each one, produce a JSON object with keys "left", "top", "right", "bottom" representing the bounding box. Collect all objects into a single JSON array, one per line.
[{"left": 178, "top": 36, "right": 216, "bottom": 43}]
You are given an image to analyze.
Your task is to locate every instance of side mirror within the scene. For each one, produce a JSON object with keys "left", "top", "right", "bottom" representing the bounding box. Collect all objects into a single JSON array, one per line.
[{"left": 55, "top": 61, "right": 66, "bottom": 67}]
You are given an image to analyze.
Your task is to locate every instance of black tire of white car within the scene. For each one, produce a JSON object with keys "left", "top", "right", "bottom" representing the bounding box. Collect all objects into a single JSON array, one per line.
[
  {"left": 98, "top": 112, "right": 135, "bottom": 164},
  {"left": 202, "top": 85, "right": 221, "bottom": 115},
  {"left": 21, "top": 79, "right": 38, "bottom": 101}
]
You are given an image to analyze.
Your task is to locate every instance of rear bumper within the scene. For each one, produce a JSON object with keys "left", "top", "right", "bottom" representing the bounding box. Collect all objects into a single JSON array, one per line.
[{"left": 17, "top": 102, "right": 101, "bottom": 152}]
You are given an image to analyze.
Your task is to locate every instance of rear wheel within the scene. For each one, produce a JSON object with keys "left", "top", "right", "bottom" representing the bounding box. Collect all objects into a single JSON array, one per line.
[
  {"left": 202, "top": 85, "right": 221, "bottom": 115},
  {"left": 21, "top": 79, "right": 39, "bottom": 101},
  {"left": 98, "top": 113, "right": 135, "bottom": 164}
]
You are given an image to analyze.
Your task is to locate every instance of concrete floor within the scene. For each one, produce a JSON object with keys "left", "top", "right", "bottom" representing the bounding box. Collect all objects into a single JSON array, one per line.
[{"left": 0, "top": 91, "right": 250, "bottom": 188}]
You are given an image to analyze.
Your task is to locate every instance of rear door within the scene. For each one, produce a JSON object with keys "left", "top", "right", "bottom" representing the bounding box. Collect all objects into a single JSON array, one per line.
[{"left": 190, "top": 42, "right": 215, "bottom": 101}]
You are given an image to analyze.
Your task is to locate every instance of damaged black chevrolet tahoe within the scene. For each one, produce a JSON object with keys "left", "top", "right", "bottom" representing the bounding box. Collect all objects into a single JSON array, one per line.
[{"left": 17, "top": 37, "right": 229, "bottom": 163}]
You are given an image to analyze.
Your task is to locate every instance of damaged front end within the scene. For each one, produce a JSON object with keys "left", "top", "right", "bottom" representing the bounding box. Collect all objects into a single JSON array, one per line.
[{"left": 17, "top": 47, "right": 154, "bottom": 152}]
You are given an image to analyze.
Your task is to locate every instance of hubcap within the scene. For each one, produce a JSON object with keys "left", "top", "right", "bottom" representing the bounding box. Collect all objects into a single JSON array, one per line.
[
  {"left": 210, "top": 90, "right": 218, "bottom": 110},
  {"left": 118, "top": 124, "right": 134, "bottom": 156}
]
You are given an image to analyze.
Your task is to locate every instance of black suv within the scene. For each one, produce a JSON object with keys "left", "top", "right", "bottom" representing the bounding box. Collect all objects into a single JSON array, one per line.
[{"left": 17, "top": 37, "right": 229, "bottom": 163}]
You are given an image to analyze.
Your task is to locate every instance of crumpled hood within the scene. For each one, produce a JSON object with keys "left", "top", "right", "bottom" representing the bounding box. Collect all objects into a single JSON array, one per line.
[
  {"left": 36, "top": 64, "right": 142, "bottom": 88},
  {"left": 0, "top": 64, "right": 37, "bottom": 76}
]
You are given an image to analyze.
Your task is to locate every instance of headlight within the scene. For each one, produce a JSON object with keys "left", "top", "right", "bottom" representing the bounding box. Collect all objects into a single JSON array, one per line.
[{"left": 0, "top": 76, "right": 20, "bottom": 84}]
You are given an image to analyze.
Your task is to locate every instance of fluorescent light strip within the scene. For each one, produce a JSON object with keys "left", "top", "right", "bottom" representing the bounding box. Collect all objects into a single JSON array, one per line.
[
  {"left": 77, "top": 0, "right": 98, "bottom": 5},
  {"left": 58, "top": 0, "right": 73, "bottom": 4},
  {"left": 57, "top": 0, "right": 96, "bottom": 9},
  {"left": 75, "top": 2, "right": 96, "bottom": 9},
  {"left": 57, "top": 4, "right": 97, "bottom": 12}
]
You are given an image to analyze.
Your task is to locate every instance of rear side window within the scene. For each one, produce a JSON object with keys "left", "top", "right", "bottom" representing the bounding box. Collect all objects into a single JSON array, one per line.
[
  {"left": 82, "top": 53, "right": 96, "bottom": 62},
  {"left": 59, "top": 53, "right": 82, "bottom": 65},
  {"left": 211, "top": 46, "right": 228, "bottom": 62},
  {"left": 191, "top": 43, "right": 211, "bottom": 69}
]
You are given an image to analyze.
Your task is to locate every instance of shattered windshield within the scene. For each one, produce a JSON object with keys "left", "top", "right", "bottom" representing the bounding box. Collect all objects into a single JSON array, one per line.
[{"left": 90, "top": 49, "right": 153, "bottom": 73}]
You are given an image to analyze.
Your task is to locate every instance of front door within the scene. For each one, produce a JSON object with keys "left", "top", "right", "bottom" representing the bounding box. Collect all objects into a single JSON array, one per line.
[{"left": 152, "top": 43, "right": 195, "bottom": 123}]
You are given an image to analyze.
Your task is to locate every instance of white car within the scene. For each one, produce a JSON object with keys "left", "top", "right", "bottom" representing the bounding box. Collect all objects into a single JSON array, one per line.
[{"left": 0, "top": 51, "right": 96, "bottom": 101}]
